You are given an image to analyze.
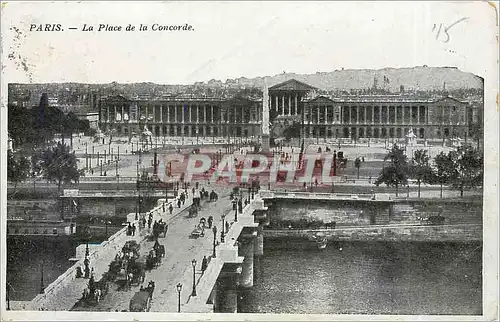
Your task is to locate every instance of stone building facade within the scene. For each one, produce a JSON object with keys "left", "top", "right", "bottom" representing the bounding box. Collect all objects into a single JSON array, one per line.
[{"left": 99, "top": 79, "right": 472, "bottom": 141}]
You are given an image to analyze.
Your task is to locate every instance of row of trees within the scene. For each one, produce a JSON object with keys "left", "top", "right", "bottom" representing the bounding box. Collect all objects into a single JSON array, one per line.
[
  {"left": 8, "top": 93, "right": 90, "bottom": 149},
  {"left": 375, "top": 144, "right": 483, "bottom": 198},
  {"left": 7, "top": 142, "right": 81, "bottom": 194}
]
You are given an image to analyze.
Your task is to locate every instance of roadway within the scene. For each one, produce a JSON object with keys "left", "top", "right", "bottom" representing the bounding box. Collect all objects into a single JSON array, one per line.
[{"left": 71, "top": 185, "right": 235, "bottom": 312}]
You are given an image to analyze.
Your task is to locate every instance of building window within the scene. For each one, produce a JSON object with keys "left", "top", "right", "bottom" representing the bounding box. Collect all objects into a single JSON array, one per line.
[{"left": 53, "top": 228, "right": 58, "bottom": 234}]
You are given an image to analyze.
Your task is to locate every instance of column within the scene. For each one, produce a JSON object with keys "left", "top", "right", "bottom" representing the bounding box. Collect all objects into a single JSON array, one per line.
[
  {"left": 275, "top": 95, "right": 278, "bottom": 113},
  {"left": 107, "top": 106, "right": 110, "bottom": 123},
  {"left": 211, "top": 106, "right": 214, "bottom": 123},
  {"left": 409, "top": 106, "right": 412, "bottom": 125},
  {"left": 349, "top": 105, "right": 352, "bottom": 124},
  {"left": 160, "top": 105, "right": 163, "bottom": 123},
  {"left": 181, "top": 105, "right": 185, "bottom": 123},
  {"left": 114, "top": 105, "right": 117, "bottom": 122},
  {"left": 238, "top": 237, "right": 254, "bottom": 288},
  {"left": 167, "top": 105, "right": 170, "bottom": 123},
  {"left": 281, "top": 95, "right": 285, "bottom": 115},
  {"left": 294, "top": 94, "right": 298, "bottom": 115},
  {"left": 356, "top": 106, "right": 360, "bottom": 124},
  {"left": 121, "top": 105, "right": 124, "bottom": 122},
  {"left": 288, "top": 95, "right": 292, "bottom": 115},
  {"left": 216, "top": 275, "right": 238, "bottom": 313},
  {"left": 204, "top": 105, "right": 207, "bottom": 123},
  {"left": 417, "top": 106, "right": 420, "bottom": 125}
]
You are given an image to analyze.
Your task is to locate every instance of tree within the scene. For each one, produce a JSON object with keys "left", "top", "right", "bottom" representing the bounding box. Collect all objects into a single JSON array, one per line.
[
  {"left": 282, "top": 122, "right": 301, "bottom": 140},
  {"left": 432, "top": 151, "right": 454, "bottom": 198},
  {"left": 40, "top": 142, "right": 80, "bottom": 193},
  {"left": 31, "top": 149, "right": 43, "bottom": 193},
  {"left": 354, "top": 157, "right": 361, "bottom": 179},
  {"left": 410, "top": 149, "right": 433, "bottom": 198},
  {"left": 63, "top": 112, "right": 80, "bottom": 148},
  {"left": 448, "top": 146, "right": 483, "bottom": 197},
  {"left": 374, "top": 144, "right": 409, "bottom": 197},
  {"left": 7, "top": 150, "right": 30, "bottom": 192}
]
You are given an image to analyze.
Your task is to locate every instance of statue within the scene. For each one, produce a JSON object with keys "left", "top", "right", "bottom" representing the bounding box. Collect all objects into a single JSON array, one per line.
[{"left": 406, "top": 128, "right": 416, "bottom": 147}]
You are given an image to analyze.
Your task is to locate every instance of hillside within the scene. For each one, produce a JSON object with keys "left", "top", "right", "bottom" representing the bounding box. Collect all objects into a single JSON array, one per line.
[{"left": 225, "top": 66, "right": 483, "bottom": 91}]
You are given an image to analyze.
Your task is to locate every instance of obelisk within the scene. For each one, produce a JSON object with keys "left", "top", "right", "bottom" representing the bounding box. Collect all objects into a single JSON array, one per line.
[{"left": 261, "top": 78, "right": 270, "bottom": 152}]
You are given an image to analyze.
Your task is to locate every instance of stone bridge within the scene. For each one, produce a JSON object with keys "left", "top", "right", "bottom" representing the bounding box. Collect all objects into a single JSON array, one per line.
[{"left": 19, "top": 188, "right": 268, "bottom": 313}]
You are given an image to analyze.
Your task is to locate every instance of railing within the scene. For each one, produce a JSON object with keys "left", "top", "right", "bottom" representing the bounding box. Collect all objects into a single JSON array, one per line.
[
  {"left": 79, "top": 176, "right": 137, "bottom": 182},
  {"left": 263, "top": 191, "right": 375, "bottom": 201}
]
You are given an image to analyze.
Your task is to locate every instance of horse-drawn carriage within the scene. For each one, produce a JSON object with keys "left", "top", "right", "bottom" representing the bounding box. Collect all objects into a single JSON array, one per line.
[
  {"left": 188, "top": 205, "right": 199, "bottom": 218},
  {"left": 190, "top": 220, "right": 205, "bottom": 238},
  {"left": 336, "top": 151, "right": 348, "bottom": 168},
  {"left": 129, "top": 281, "right": 155, "bottom": 312},
  {"left": 152, "top": 221, "right": 168, "bottom": 240},
  {"left": 81, "top": 274, "right": 110, "bottom": 305},
  {"left": 146, "top": 242, "right": 165, "bottom": 270},
  {"left": 122, "top": 240, "right": 140, "bottom": 259}
]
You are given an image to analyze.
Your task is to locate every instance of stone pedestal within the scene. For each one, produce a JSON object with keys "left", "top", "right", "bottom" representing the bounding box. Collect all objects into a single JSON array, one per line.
[{"left": 261, "top": 134, "right": 270, "bottom": 153}]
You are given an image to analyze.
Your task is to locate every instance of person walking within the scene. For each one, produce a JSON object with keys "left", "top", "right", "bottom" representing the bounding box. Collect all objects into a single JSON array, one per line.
[
  {"left": 169, "top": 203, "right": 173, "bottom": 215},
  {"left": 201, "top": 255, "right": 208, "bottom": 274}
]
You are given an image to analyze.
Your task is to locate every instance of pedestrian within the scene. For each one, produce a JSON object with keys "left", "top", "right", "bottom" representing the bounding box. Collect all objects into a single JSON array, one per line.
[
  {"left": 169, "top": 204, "right": 173, "bottom": 214},
  {"left": 132, "top": 224, "right": 136, "bottom": 236},
  {"left": 362, "top": 156, "right": 365, "bottom": 162},
  {"left": 162, "top": 202, "right": 165, "bottom": 213},
  {"left": 201, "top": 255, "right": 208, "bottom": 273},
  {"left": 225, "top": 221, "right": 230, "bottom": 233},
  {"left": 147, "top": 218, "right": 152, "bottom": 229},
  {"left": 177, "top": 199, "right": 181, "bottom": 208}
]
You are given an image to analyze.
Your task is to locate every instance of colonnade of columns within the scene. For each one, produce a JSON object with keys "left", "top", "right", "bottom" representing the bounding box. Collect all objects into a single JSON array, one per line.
[
  {"left": 335, "top": 105, "right": 429, "bottom": 125},
  {"left": 270, "top": 93, "right": 300, "bottom": 116}
]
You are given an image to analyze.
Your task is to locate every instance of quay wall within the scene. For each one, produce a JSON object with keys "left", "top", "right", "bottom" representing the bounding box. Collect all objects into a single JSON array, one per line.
[{"left": 263, "top": 224, "right": 482, "bottom": 243}]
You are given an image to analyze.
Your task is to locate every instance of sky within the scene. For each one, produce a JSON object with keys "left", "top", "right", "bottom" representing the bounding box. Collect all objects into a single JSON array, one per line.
[{"left": 1, "top": 1, "right": 497, "bottom": 85}]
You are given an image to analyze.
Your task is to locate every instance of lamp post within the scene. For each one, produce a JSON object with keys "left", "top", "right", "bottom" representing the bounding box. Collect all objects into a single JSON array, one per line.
[
  {"left": 85, "top": 142, "right": 88, "bottom": 170},
  {"left": 105, "top": 220, "right": 111, "bottom": 239},
  {"left": 212, "top": 226, "right": 218, "bottom": 258},
  {"left": 191, "top": 259, "right": 197, "bottom": 296},
  {"left": 221, "top": 214, "right": 226, "bottom": 243},
  {"left": 176, "top": 283, "right": 182, "bottom": 312}
]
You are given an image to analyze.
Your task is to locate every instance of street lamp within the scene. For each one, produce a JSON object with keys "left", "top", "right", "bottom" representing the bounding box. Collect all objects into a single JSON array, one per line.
[
  {"left": 176, "top": 283, "right": 182, "bottom": 312},
  {"left": 191, "top": 259, "right": 197, "bottom": 297},
  {"left": 212, "top": 226, "right": 218, "bottom": 258},
  {"left": 221, "top": 214, "right": 226, "bottom": 243}
]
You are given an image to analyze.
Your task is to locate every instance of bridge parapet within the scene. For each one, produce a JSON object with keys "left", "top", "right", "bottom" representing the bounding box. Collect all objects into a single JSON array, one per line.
[{"left": 184, "top": 196, "right": 260, "bottom": 312}]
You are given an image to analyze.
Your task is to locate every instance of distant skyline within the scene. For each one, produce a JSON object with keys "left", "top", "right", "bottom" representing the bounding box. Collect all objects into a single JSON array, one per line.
[{"left": 1, "top": 2, "right": 496, "bottom": 85}]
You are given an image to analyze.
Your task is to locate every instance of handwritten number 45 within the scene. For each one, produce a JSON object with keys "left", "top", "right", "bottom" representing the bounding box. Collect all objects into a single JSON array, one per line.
[{"left": 433, "top": 17, "right": 469, "bottom": 43}]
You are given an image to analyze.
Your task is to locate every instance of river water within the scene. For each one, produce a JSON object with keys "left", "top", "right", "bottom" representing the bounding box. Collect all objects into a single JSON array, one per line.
[{"left": 239, "top": 240, "right": 482, "bottom": 315}]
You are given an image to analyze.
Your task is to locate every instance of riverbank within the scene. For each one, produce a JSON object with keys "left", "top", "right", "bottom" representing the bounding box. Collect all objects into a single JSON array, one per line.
[{"left": 264, "top": 223, "right": 482, "bottom": 243}]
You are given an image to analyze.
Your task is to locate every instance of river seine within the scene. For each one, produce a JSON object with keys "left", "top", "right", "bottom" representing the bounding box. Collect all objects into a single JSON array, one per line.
[{"left": 238, "top": 240, "right": 482, "bottom": 315}]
